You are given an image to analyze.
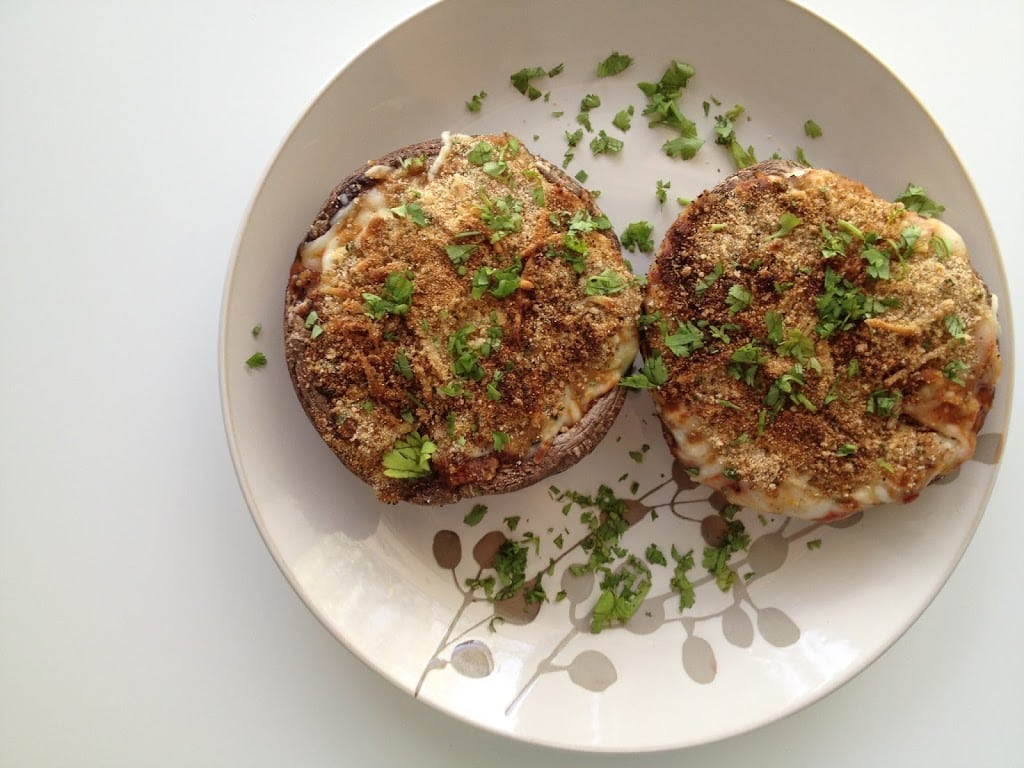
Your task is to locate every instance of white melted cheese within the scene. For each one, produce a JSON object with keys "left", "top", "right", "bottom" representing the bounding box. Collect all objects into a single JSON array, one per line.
[
  {"left": 299, "top": 186, "right": 392, "bottom": 273},
  {"left": 427, "top": 130, "right": 453, "bottom": 182}
]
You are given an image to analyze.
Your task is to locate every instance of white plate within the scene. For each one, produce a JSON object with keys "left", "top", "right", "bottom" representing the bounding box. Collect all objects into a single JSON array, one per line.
[{"left": 220, "top": 0, "right": 1012, "bottom": 752}]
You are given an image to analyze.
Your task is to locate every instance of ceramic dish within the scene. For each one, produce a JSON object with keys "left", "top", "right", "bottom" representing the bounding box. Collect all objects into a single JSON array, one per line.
[{"left": 219, "top": 0, "right": 1012, "bottom": 751}]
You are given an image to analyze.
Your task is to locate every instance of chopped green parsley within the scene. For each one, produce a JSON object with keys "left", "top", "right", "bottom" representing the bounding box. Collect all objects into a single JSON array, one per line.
[
  {"left": 597, "top": 51, "right": 634, "bottom": 77},
  {"left": 620, "top": 220, "right": 654, "bottom": 253},
  {"left": 245, "top": 351, "right": 267, "bottom": 369},
  {"left": 381, "top": 431, "right": 437, "bottom": 479}
]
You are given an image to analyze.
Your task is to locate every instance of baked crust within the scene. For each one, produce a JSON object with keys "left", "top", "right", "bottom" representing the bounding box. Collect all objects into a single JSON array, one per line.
[
  {"left": 285, "top": 133, "right": 641, "bottom": 504},
  {"left": 643, "top": 161, "right": 1000, "bottom": 520}
]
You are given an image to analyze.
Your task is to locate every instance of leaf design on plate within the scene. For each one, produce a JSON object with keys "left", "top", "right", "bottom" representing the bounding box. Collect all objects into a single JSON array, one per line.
[
  {"left": 432, "top": 529, "right": 461, "bottom": 569},
  {"left": 560, "top": 565, "right": 595, "bottom": 604},
  {"left": 828, "top": 511, "right": 863, "bottom": 530},
  {"left": 450, "top": 639, "right": 494, "bottom": 678},
  {"left": 671, "top": 459, "right": 701, "bottom": 491},
  {"left": 721, "top": 604, "right": 754, "bottom": 648},
  {"left": 681, "top": 635, "right": 717, "bottom": 684},
  {"left": 567, "top": 649, "right": 617, "bottom": 692},
  {"left": 746, "top": 532, "right": 788, "bottom": 576},
  {"left": 494, "top": 577, "right": 543, "bottom": 625},
  {"left": 624, "top": 597, "right": 665, "bottom": 635},
  {"left": 757, "top": 606, "right": 801, "bottom": 647},
  {"left": 472, "top": 530, "right": 507, "bottom": 568}
]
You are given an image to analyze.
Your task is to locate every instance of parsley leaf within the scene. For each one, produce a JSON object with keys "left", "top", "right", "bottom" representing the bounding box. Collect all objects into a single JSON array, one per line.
[
  {"left": 944, "top": 313, "right": 967, "bottom": 340},
  {"left": 669, "top": 545, "right": 696, "bottom": 611},
  {"left": 585, "top": 268, "right": 626, "bottom": 296},
  {"left": 867, "top": 388, "right": 901, "bottom": 418},
  {"left": 803, "top": 119, "right": 823, "bottom": 138},
  {"left": 590, "top": 555, "right": 651, "bottom": 633},
  {"left": 590, "top": 130, "right": 624, "bottom": 155},
  {"left": 620, "top": 352, "right": 668, "bottom": 389},
  {"left": 597, "top": 51, "right": 634, "bottom": 77},
  {"left": 714, "top": 105, "right": 757, "bottom": 169},
  {"left": 943, "top": 359, "right": 968, "bottom": 385},
  {"left": 661, "top": 319, "right": 705, "bottom": 357},
  {"left": 463, "top": 504, "right": 487, "bottom": 526},
  {"left": 695, "top": 263, "right": 724, "bottom": 295},
  {"left": 470, "top": 258, "right": 522, "bottom": 300},
  {"left": 363, "top": 271, "right": 414, "bottom": 320},
  {"left": 725, "top": 283, "right": 753, "bottom": 314},
  {"left": 245, "top": 351, "right": 267, "bottom": 369},
  {"left": 394, "top": 349, "right": 414, "bottom": 380},
  {"left": 895, "top": 183, "right": 945, "bottom": 217},
  {"left": 382, "top": 431, "right": 437, "bottom": 479},
  {"left": 509, "top": 66, "right": 548, "bottom": 100},
  {"left": 638, "top": 60, "right": 704, "bottom": 160},
  {"left": 390, "top": 201, "right": 429, "bottom": 227},
  {"left": 465, "top": 90, "right": 487, "bottom": 112},
  {"left": 620, "top": 220, "right": 654, "bottom": 253},
  {"left": 492, "top": 430, "right": 511, "bottom": 452},
  {"left": 444, "top": 243, "right": 475, "bottom": 275},
  {"left": 476, "top": 192, "right": 523, "bottom": 242},
  {"left": 612, "top": 105, "right": 634, "bottom": 132},
  {"left": 769, "top": 212, "right": 803, "bottom": 239},
  {"left": 655, "top": 179, "right": 671, "bottom": 205}
]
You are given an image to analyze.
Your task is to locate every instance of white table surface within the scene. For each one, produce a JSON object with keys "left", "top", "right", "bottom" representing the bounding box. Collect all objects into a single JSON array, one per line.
[{"left": 2, "top": 1, "right": 1021, "bottom": 765}]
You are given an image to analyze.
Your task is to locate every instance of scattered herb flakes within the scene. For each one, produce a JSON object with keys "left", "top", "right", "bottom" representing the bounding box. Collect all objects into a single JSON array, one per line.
[
  {"left": 597, "top": 51, "right": 634, "bottom": 77},
  {"left": 590, "top": 555, "right": 651, "bottom": 633},
  {"left": 585, "top": 268, "right": 626, "bottom": 296},
  {"left": 661, "top": 319, "right": 705, "bottom": 357},
  {"left": 943, "top": 360, "right": 968, "bottom": 385},
  {"left": 574, "top": 169, "right": 589, "bottom": 183},
  {"left": 250, "top": 323, "right": 262, "bottom": 338},
  {"left": 769, "top": 212, "right": 803, "bottom": 239},
  {"left": 803, "top": 119, "right": 823, "bottom": 138},
  {"left": 620, "top": 220, "right": 654, "bottom": 253},
  {"left": 589, "top": 129, "right": 624, "bottom": 155},
  {"left": 394, "top": 349, "right": 414, "bottom": 380},
  {"left": 638, "top": 59, "right": 704, "bottom": 160},
  {"left": 836, "top": 443, "right": 858, "bottom": 457},
  {"left": 465, "top": 90, "right": 488, "bottom": 112},
  {"left": 806, "top": 538, "right": 823, "bottom": 550},
  {"left": 510, "top": 64, "right": 563, "bottom": 100},
  {"left": 363, "top": 271, "right": 414, "bottom": 319},
  {"left": 702, "top": 515, "right": 750, "bottom": 592},
  {"left": 381, "top": 431, "right": 437, "bottom": 479},
  {"left": 714, "top": 105, "right": 757, "bottom": 169},
  {"left": 504, "top": 515, "right": 521, "bottom": 531},
  {"left": 464, "top": 504, "right": 487, "bottom": 526},
  {"left": 444, "top": 243, "right": 475, "bottom": 275},
  {"left": 245, "top": 351, "right": 267, "bottom": 369},
  {"left": 645, "top": 544, "right": 667, "bottom": 567},
  {"left": 612, "top": 105, "right": 634, "bottom": 132},
  {"left": 620, "top": 352, "right": 668, "bottom": 389},
  {"left": 895, "top": 183, "right": 945, "bottom": 217},
  {"left": 492, "top": 430, "right": 511, "bottom": 451},
  {"left": 795, "top": 146, "right": 812, "bottom": 167},
  {"left": 677, "top": 196, "right": 691, "bottom": 207},
  {"left": 655, "top": 179, "right": 671, "bottom": 205},
  {"left": 695, "top": 262, "right": 724, "bottom": 295},
  {"left": 390, "top": 200, "right": 430, "bottom": 227},
  {"left": 304, "top": 309, "right": 325, "bottom": 339},
  {"left": 867, "top": 388, "right": 901, "bottom": 418},
  {"left": 562, "top": 127, "right": 584, "bottom": 168},
  {"left": 669, "top": 545, "right": 696, "bottom": 611},
  {"left": 725, "top": 283, "right": 753, "bottom": 315}
]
